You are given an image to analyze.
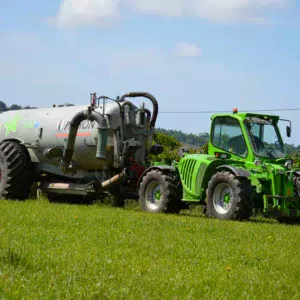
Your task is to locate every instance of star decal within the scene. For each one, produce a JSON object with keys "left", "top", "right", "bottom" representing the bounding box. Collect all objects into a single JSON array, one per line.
[{"left": 4, "top": 114, "right": 21, "bottom": 136}]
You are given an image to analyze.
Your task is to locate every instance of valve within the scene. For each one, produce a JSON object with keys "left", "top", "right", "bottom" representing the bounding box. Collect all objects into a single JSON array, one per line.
[{"left": 90, "top": 92, "right": 97, "bottom": 109}]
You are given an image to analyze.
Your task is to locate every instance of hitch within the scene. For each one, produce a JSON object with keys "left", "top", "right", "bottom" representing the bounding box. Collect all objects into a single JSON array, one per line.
[
  {"left": 42, "top": 169, "right": 129, "bottom": 196},
  {"left": 263, "top": 194, "right": 300, "bottom": 219}
]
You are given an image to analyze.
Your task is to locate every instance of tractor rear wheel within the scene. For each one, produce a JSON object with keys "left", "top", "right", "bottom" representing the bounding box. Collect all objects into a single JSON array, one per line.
[
  {"left": 206, "top": 171, "right": 253, "bottom": 220},
  {"left": 293, "top": 175, "right": 300, "bottom": 197},
  {"left": 0, "top": 141, "right": 33, "bottom": 200},
  {"left": 139, "top": 170, "right": 181, "bottom": 214}
]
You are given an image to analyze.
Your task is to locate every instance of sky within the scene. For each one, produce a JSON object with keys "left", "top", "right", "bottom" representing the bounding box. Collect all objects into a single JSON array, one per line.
[{"left": 1, "top": 0, "right": 300, "bottom": 145}]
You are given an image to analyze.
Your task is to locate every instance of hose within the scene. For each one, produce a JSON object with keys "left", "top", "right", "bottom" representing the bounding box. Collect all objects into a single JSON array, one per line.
[
  {"left": 119, "top": 92, "right": 158, "bottom": 129},
  {"left": 60, "top": 110, "right": 109, "bottom": 173}
]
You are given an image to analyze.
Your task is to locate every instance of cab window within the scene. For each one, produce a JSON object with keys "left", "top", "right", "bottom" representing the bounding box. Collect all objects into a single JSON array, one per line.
[{"left": 212, "top": 117, "right": 248, "bottom": 158}]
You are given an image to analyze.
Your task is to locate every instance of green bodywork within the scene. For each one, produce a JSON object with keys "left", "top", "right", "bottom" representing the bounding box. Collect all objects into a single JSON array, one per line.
[{"left": 174, "top": 112, "right": 300, "bottom": 220}]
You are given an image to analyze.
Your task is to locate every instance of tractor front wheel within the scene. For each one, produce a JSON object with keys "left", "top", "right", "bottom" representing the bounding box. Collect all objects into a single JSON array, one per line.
[
  {"left": 139, "top": 170, "right": 181, "bottom": 214},
  {"left": 206, "top": 171, "right": 253, "bottom": 220}
]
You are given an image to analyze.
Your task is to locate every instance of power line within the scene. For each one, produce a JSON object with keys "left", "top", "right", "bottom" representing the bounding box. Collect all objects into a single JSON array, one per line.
[{"left": 159, "top": 108, "right": 300, "bottom": 114}]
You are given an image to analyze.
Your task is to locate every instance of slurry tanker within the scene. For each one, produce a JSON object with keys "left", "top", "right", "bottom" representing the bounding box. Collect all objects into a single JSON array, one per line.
[{"left": 0, "top": 92, "right": 160, "bottom": 206}]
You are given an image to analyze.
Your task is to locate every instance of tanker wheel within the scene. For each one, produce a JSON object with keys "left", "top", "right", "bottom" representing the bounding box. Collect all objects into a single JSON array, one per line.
[
  {"left": 139, "top": 170, "right": 181, "bottom": 214},
  {"left": 276, "top": 217, "right": 300, "bottom": 225},
  {"left": 109, "top": 185, "right": 125, "bottom": 207},
  {"left": 0, "top": 141, "right": 33, "bottom": 200},
  {"left": 47, "top": 194, "right": 95, "bottom": 204},
  {"left": 206, "top": 171, "right": 253, "bottom": 221}
]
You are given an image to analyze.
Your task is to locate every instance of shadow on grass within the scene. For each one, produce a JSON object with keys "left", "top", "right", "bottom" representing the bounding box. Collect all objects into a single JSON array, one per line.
[
  {"left": 43, "top": 196, "right": 300, "bottom": 226},
  {"left": 0, "top": 248, "right": 31, "bottom": 270}
]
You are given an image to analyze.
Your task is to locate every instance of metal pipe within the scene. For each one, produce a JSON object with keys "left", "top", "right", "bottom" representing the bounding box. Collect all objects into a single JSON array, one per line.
[
  {"left": 121, "top": 101, "right": 135, "bottom": 125},
  {"left": 60, "top": 110, "right": 109, "bottom": 173},
  {"left": 100, "top": 168, "right": 129, "bottom": 190},
  {"left": 121, "top": 101, "right": 135, "bottom": 110},
  {"left": 119, "top": 92, "right": 158, "bottom": 129},
  {"left": 144, "top": 108, "right": 151, "bottom": 120},
  {"left": 42, "top": 182, "right": 88, "bottom": 196}
]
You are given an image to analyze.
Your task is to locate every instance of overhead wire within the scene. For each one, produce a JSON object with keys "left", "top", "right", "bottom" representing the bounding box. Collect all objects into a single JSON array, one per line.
[{"left": 158, "top": 108, "right": 300, "bottom": 114}]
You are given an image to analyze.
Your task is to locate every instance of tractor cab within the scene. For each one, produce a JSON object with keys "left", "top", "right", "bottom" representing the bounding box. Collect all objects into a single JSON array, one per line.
[{"left": 209, "top": 109, "right": 292, "bottom": 163}]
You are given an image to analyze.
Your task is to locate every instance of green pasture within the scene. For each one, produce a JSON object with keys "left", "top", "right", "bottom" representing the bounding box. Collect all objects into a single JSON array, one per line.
[{"left": 0, "top": 199, "right": 300, "bottom": 299}]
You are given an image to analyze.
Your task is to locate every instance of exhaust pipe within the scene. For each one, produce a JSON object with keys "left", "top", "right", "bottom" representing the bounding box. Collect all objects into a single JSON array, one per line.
[{"left": 60, "top": 110, "right": 109, "bottom": 173}]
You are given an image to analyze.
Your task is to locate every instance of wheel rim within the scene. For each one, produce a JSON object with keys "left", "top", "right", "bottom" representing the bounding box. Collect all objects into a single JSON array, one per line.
[
  {"left": 145, "top": 181, "right": 162, "bottom": 210},
  {"left": 213, "top": 183, "right": 233, "bottom": 215}
]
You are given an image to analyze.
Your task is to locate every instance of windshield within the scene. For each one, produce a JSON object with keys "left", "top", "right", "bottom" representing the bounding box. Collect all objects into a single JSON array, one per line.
[{"left": 244, "top": 117, "right": 285, "bottom": 159}]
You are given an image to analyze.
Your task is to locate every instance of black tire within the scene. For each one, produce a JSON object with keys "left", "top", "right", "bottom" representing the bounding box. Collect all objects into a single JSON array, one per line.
[
  {"left": 276, "top": 216, "right": 300, "bottom": 225},
  {"left": 109, "top": 185, "right": 126, "bottom": 207},
  {"left": 47, "top": 193, "right": 95, "bottom": 204},
  {"left": 139, "top": 170, "right": 181, "bottom": 214},
  {"left": 47, "top": 193, "right": 76, "bottom": 203},
  {"left": 293, "top": 175, "right": 300, "bottom": 197},
  {"left": 0, "top": 141, "right": 33, "bottom": 200},
  {"left": 206, "top": 171, "right": 253, "bottom": 220}
]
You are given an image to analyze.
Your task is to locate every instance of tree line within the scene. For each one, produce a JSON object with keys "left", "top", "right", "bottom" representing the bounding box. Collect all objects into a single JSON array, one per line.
[
  {"left": 156, "top": 128, "right": 209, "bottom": 147},
  {"left": 0, "top": 101, "right": 37, "bottom": 112},
  {"left": 0, "top": 101, "right": 75, "bottom": 112},
  {"left": 156, "top": 128, "right": 300, "bottom": 154}
]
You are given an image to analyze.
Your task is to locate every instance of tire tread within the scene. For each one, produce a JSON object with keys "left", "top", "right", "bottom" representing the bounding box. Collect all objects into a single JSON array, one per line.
[
  {"left": 206, "top": 171, "right": 253, "bottom": 220},
  {"left": 0, "top": 141, "right": 33, "bottom": 200},
  {"left": 139, "top": 169, "right": 181, "bottom": 214}
]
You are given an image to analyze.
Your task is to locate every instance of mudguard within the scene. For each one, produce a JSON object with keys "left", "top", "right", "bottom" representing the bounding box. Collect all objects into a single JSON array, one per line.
[
  {"left": 1, "top": 138, "right": 40, "bottom": 163},
  {"left": 137, "top": 165, "right": 175, "bottom": 187},
  {"left": 216, "top": 165, "right": 251, "bottom": 177}
]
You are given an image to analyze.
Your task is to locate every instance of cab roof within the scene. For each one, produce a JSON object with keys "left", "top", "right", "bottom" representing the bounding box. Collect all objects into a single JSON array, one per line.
[{"left": 211, "top": 112, "right": 280, "bottom": 122}]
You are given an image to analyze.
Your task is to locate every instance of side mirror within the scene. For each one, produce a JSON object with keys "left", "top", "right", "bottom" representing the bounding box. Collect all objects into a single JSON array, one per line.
[
  {"left": 286, "top": 126, "right": 291, "bottom": 138},
  {"left": 279, "top": 119, "right": 292, "bottom": 138}
]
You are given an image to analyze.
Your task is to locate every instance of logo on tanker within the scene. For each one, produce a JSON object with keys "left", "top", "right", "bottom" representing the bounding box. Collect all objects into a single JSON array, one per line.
[
  {"left": 56, "top": 120, "right": 96, "bottom": 132},
  {"left": 4, "top": 113, "right": 21, "bottom": 136}
]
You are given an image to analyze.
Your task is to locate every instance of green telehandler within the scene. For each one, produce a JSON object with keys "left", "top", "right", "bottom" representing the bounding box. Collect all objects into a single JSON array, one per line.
[{"left": 138, "top": 109, "right": 300, "bottom": 222}]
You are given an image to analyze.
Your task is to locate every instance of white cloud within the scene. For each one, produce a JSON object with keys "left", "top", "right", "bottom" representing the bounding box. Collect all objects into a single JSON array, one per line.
[
  {"left": 56, "top": 0, "right": 121, "bottom": 27},
  {"left": 130, "top": 0, "right": 292, "bottom": 22},
  {"left": 175, "top": 43, "right": 202, "bottom": 57},
  {"left": 55, "top": 0, "right": 292, "bottom": 27}
]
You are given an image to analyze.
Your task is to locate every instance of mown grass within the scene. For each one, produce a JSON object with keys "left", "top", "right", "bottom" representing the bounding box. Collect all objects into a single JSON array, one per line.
[{"left": 0, "top": 199, "right": 300, "bottom": 299}]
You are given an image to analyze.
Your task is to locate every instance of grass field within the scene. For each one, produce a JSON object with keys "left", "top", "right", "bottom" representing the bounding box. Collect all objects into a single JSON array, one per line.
[{"left": 1, "top": 199, "right": 300, "bottom": 299}]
